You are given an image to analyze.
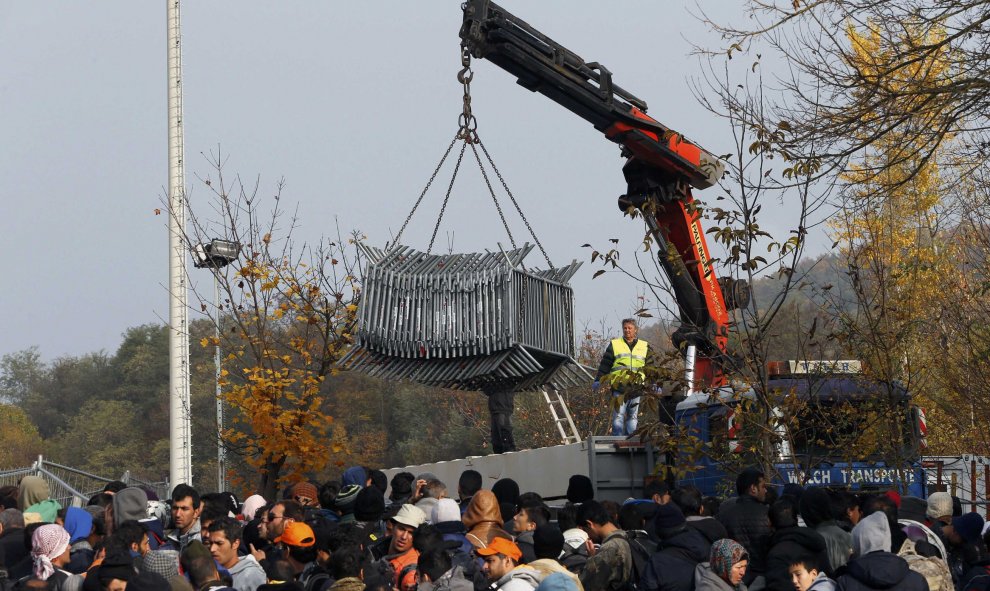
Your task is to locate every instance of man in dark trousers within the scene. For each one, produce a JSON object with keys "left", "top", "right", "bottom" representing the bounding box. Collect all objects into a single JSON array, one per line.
[
  {"left": 595, "top": 318, "right": 652, "bottom": 436},
  {"left": 483, "top": 384, "right": 516, "bottom": 454}
]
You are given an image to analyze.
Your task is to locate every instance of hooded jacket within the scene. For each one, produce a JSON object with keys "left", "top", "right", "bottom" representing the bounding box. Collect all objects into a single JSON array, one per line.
[
  {"left": 694, "top": 562, "right": 746, "bottom": 591},
  {"left": 764, "top": 526, "right": 828, "bottom": 591},
  {"left": 462, "top": 490, "right": 509, "bottom": 549},
  {"left": 640, "top": 526, "right": 711, "bottom": 591},
  {"left": 229, "top": 555, "right": 267, "bottom": 591},
  {"left": 835, "top": 512, "right": 928, "bottom": 591},
  {"left": 686, "top": 516, "right": 729, "bottom": 546}
]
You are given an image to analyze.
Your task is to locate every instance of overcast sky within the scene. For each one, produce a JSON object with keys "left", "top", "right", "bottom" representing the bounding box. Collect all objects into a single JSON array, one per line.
[{"left": 0, "top": 1, "right": 820, "bottom": 361}]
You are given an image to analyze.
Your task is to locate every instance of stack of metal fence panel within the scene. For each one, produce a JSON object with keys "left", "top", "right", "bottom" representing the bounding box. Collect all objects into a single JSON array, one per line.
[{"left": 339, "top": 243, "right": 590, "bottom": 391}]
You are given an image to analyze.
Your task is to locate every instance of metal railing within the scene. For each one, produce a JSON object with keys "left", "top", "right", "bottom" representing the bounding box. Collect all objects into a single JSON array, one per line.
[{"left": 0, "top": 456, "right": 168, "bottom": 508}]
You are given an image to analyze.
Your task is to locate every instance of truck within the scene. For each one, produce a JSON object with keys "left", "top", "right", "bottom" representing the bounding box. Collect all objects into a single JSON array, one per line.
[{"left": 382, "top": 3, "right": 928, "bottom": 500}]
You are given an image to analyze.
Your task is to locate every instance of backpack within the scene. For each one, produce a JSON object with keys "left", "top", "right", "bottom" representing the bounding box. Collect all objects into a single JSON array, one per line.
[
  {"left": 302, "top": 572, "right": 331, "bottom": 591},
  {"left": 559, "top": 543, "right": 589, "bottom": 575},
  {"left": 619, "top": 531, "right": 654, "bottom": 591},
  {"left": 14, "top": 571, "right": 67, "bottom": 591},
  {"left": 898, "top": 538, "right": 953, "bottom": 591},
  {"left": 964, "top": 566, "right": 990, "bottom": 591}
]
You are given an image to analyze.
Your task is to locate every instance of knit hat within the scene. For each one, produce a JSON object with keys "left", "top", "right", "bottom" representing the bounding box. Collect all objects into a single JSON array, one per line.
[
  {"left": 709, "top": 538, "right": 748, "bottom": 583},
  {"left": 900, "top": 496, "right": 928, "bottom": 523},
  {"left": 334, "top": 484, "right": 361, "bottom": 514},
  {"left": 432, "top": 498, "right": 461, "bottom": 524},
  {"left": 368, "top": 470, "right": 388, "bottom": 494},
  {"left": 927, "top": 492, "right": 953, "bottom": 520},
  {"left": 491, "top": 479, "right": 520, "bottom": 507},
  {"left": 275, "top": 522, "right": 316, "bottom": 547},
  {"left": 96, "top": 549, "right": 136, "bottom": 587},
  {"left": 389, "top": 473, "right": 414, "bottom": 500},
  {"left": 354, "top": 486, "right": 385, "bottom": 522},
  {"left": 952, "top": 512, "right": 985, "bottom": 544},
  {"left": 533, "top": 523, "right": 565, "bottom": 560},
  {"left": 31, "top": 524, "right": 70, "bottom": 580},
  {"left": 884, "top": 490, "right": 901, "bottom": 509},
  {"left": 291, "top": 482, "right": 318, "bottom": 504},
  {"left": 342, "top": 466, "right": 367, "bottom": 488},
  {"left": 566, "top": 475, "right": 594, "bottom": 504},
  {"left": 114, "top": 487, "right": 150, "bottom": 526},
  {"left": 141, "top": 549, "right": 180, "bottom": 580},
  {"left": 390, "top": 504, "right": 427, "bottom": 529},
  {"left": 653, "top": 503, "right": 686, "bottom": 537},
  {"left": 128, "top": 570, "right": 171, "bottom": 591}
]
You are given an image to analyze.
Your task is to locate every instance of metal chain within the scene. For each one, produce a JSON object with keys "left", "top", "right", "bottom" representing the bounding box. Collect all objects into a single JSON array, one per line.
[
  {"left": 389, "top": 135, "right": 459, "bottom": 253},
  {"left": 477, "top": 139, "right": 555, "bottom": 269},
  {"left": 428, "top": 140, "right": 469, "bottom": 254},
  {"left": 457, "top": 44, "right": 478, "bottom": 141},
  {"left": 469, "top": 141, "right": 517, "bottom": 251}
]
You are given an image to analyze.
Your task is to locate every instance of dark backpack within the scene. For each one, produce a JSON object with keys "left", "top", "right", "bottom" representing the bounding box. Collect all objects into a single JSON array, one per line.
[
  {"left": 964, "top": 566, "right": 990, "bottom": 591},
  {"left": 302, "top": 572, "right": 331, "bottom": 591},
  {"left": 620, "top": 531, "right": 654, "bottom": 591},
  {"left": 15, "top": 570, "right": 68, "bottom": 591}
]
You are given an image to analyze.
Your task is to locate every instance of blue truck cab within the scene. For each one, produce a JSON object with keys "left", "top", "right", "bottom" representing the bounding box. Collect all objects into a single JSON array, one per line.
[{"left": 671, "top": 368, "right": 927, "bottom": 497}]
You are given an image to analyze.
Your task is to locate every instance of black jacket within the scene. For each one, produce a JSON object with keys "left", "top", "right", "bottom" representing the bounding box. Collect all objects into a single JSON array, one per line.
[
  {"left": 0, "top": 529, "right": 25, "bottom": 572},
  {"left": 639, "top": 527, "right": 710, "bottom": 591},
  {"left": 765, "top": 526, "right": 828, "bottom": 591},
  {"left": 717, "top": 495, "right": 771, "bottom": 575},
  {"left": 835, "top": 551, "right": 929, "bottom": 591},
  {"left": 686, "top": 517, "right": 728, "bottom": 546}
]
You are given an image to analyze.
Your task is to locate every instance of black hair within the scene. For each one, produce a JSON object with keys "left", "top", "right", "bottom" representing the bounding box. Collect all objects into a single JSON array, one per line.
[
  {"left": 519, "top": 505, "right": 550, "bottom": 528},
  {"left": 170, "top": 484, "right": 201, "bottom": 509},
  {"left": 736, "top": 467, "right": 765, "bottom": 498},
  {"left": 418, "top": 549, "right": 452, "bottom": 582},
  {"left": 643, "top": 480, "right": 669, "bottom": 500},
  {"left": 318, "top": 481, "right": 341, "bottom": 510},
  {"left": 557, "top": 503, "right": 578, "bottom": 532},
  {"left": 617, "top": 504, "right": 644, "bottom": 531},
  {"left": 88, "top": 492, "right": 113, "bottom": 508},
  {"left": 287, "top": 543, "right": 318, "bottom": 565},
  {"left": 769, "top": 499, "right": 797, "bottom": 530},
  {"left": 412, "top": 524, "right": 444, "bottom": 555},
  {"left": 276, "top": 500, "right": 306, "bottom": 522},
  {"left": 263, "top": 559, "right": 295, "bottom": 582},
  {"left": 185, "top": 556, "right": 218, "bottom": 587},
  {"left": 207, "top": 516, "right": 243, "bottom": 545},
  {"left": 601, "top": 500, "right": 620, "bottom": 525},
  {"left": 23, "top": 522, "right": 45, "bottom": 553},
  {"left": 702, "top": 496, "right": 721, "bottom": 518},
  {"left": 103, "top": 481, "right": 127, "bottom": 494},
  {"left": 330, "top": 544, "right": 363, "bottom": 580},
  {"left": 576, "top": 500, "right": 610, "bottom": 527},
  {"left": 329, "top": 523, "right": 364, "bottom": 553},
  {"left": 368, "top": 470, "right": 388, "bottom": 495},
  {"left": 199, "top": 502, "right": 228, "bottom": 526},
  {"left": 789, "top": 554, "right": 824, "bottom": 574},
  {"left": 671, "top": 486, "right": 703, "bottom": 517},
  {"left": 862, "top": 494, "right": 898, "bottom": 536},
  {"left": 459, "top": 470, "right": 483, "bottom": 498},
  {"left": 112, "top": 521, "right": 146, "bottom": 549},
  {"left": 516, "top": 492, "right": 544, "bottom": 512}
]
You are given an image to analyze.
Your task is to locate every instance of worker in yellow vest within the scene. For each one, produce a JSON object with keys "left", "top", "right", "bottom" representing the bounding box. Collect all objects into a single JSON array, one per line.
[{"left": 594, "top": 318, "right": 651, "bottom": 436}]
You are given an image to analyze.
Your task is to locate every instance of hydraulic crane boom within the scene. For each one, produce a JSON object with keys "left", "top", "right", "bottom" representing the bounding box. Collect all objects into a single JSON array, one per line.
[{"left": 460, "top": 0, "right": 748, "bottom": 388}]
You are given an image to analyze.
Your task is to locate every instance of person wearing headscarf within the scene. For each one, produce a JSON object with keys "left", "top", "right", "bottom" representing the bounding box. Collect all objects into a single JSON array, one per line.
[
  {"left": 30, "top": 523, "right": 84, "bottom": 591},
  {"left": 694, "top": 538, "right": 749, "bottom": 591},
  {"left": 240, "top": 495, "right": 266, "bottom": 521},
  {"left": 64, "top": 507, "right": 95, "bottom": 574},
  {"left": 20, "top": 476, "right": 62, "bottom": 524}
]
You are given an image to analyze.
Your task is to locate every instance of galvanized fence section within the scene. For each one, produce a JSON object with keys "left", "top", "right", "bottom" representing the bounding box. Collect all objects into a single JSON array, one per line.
[
  {"left": 340, "top": 243, "right": 589, "bottom": 391},
  {"left": 0, "top": 456, "right": 168, "bottom": 508}
]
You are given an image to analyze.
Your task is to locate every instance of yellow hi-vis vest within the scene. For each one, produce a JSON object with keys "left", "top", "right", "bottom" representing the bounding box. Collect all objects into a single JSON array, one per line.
[{"left": 610, "top": 338, "right": 648, "bottom": 382}]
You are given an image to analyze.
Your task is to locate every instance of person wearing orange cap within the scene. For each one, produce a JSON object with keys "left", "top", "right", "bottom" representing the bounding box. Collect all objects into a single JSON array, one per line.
[
  {"left": 275, "top": 521, "right": 325, "bottom": 588},
  {"left": 477, "top": 537, "right": 543, "bottom": 590}
]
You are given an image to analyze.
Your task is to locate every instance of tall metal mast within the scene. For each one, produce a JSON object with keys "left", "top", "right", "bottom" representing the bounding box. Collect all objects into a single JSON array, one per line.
[{"left": 167, "top": 0, "right": 193, "bottom": 489}]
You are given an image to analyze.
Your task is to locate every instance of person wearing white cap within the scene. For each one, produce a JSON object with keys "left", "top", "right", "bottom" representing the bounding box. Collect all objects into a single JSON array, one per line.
[
  {"left": 927, "top": 491, "right": 953, "bottom": 546},
  {"left": 384, "top": 504, "right": 426, "bottom": 590}
]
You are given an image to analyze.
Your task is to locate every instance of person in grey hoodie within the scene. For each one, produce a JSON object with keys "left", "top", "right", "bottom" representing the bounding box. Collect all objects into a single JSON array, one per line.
[
  {"left": 834, "top": 511, "right": 928, "bottom": 591},
  {"left": 206, "top": 517, "right": 266, "bottom": 591}
]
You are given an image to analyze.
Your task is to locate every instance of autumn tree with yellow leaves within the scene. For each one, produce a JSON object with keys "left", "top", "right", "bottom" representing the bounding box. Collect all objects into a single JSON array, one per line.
[{"left": 183, "top": 155, "right": 362, "bottom": 498}]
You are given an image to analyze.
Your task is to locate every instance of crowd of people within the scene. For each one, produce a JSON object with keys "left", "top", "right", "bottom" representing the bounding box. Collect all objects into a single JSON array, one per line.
[{"left": 0, "top": 466, "right": 989, "bottom": 591}]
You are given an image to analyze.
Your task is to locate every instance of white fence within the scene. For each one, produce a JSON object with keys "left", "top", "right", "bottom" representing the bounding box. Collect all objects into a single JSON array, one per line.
[{"left": 0, "top": 456, "right": 168, "bottom": 508}]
